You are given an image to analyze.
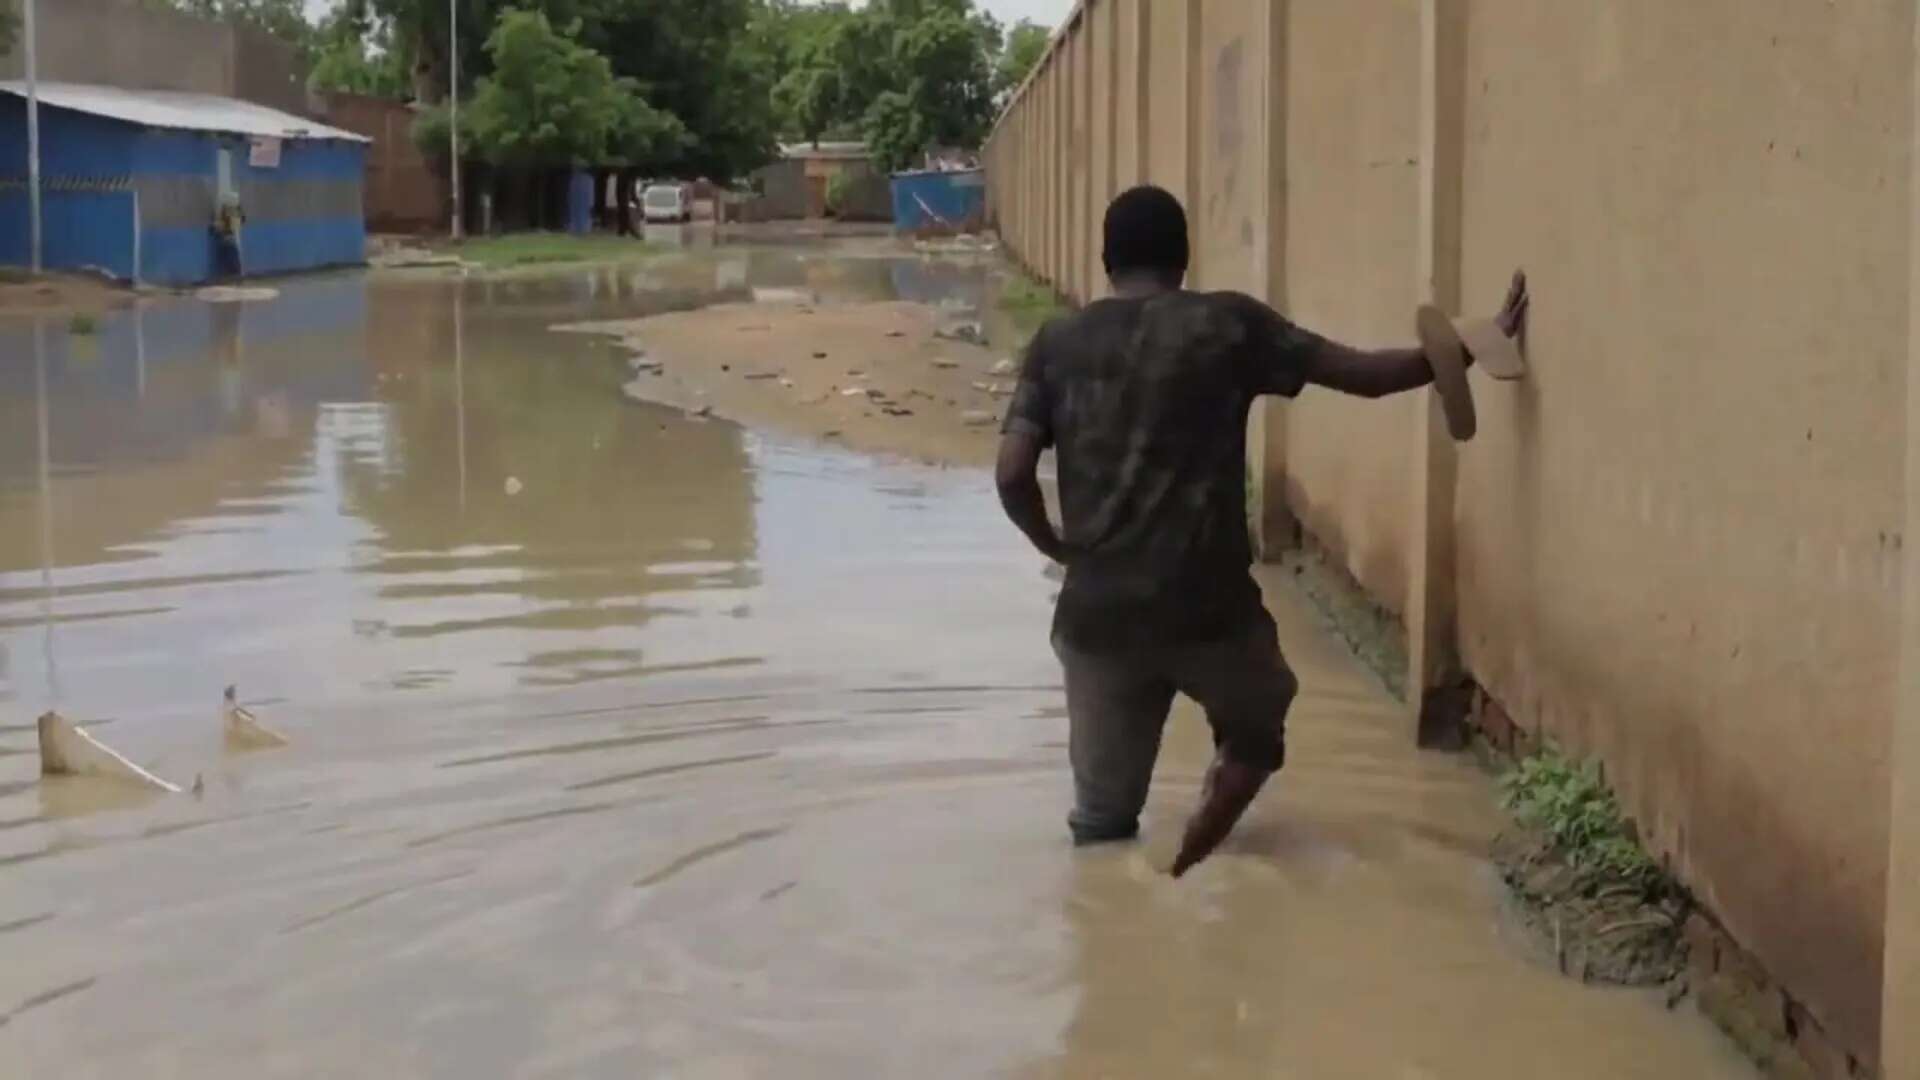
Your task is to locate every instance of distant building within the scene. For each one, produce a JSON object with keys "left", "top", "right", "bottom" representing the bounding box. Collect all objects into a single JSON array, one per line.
[
  {"left": 742, "top": 142, "right": 892, "bottom": 222},
  {"left": 0, "top": 82, "right": 369, "bottom": 285},
  {"left": 310, "top": 92, "right": 443, "bottom": 234},
  {"left": 0, "top": 0, "right": 310, "bottom": 116}
]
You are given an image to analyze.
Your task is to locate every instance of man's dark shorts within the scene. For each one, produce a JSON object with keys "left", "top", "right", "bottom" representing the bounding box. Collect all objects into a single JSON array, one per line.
[{"left": 1054, "top": 610, "right": 1297, "bottom": 845}]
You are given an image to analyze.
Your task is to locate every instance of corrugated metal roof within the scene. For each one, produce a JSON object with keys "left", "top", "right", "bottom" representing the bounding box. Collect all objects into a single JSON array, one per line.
[
  {"left": 0, "top": 81, "right": 370, "bottom": 143},
  {"left": 779, "top": 141, "right": 871, "bottom": 161}
]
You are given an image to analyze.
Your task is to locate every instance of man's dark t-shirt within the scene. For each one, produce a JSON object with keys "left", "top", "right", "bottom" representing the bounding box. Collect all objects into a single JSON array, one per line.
[{"left": 1002, "top": 290, "right": 1328, "bottom": 653}]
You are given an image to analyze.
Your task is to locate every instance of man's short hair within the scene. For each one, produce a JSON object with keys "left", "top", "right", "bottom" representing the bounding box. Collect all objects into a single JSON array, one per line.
[{"left": 1102, "top": 185, "right": 1190, "bottom": 281}]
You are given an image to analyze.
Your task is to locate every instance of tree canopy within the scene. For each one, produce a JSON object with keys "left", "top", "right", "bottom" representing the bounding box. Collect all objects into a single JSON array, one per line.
[
  {"left": 993, "top": 20, "right": 1049, "bottom": 106},
  {"left": 309, "top": 3, "right": 413, "bottom": 98},
  {"left": 316, "top": 0, "right": 1033, "bottom": 180},
  {"left": 413, "top": 8, "right": 684, "bottom": 170}
]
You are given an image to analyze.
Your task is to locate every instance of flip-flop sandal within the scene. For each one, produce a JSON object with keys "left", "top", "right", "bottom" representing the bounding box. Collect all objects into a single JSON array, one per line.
[
  {"left": 1416, "top": 304, "right": 1477, "bottom": 442},
  {"left": 1456, "top": 316, "right": 1527, "bottom": 381}
]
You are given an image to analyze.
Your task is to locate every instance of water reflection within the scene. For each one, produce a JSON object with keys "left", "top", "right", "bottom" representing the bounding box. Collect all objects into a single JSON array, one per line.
[{"left": 0, "top": 273, "right": 762, "bottom": 723}]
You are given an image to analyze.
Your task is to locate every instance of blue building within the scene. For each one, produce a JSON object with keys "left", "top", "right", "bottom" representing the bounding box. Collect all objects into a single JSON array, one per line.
[{"left": 1, "top": 82, "right": 369, "bottom": 286}]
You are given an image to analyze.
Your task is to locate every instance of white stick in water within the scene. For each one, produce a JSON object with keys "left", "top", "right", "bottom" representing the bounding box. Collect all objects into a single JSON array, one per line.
[{"left": 37, "top": 712, "right": 182, "bottom": 793}]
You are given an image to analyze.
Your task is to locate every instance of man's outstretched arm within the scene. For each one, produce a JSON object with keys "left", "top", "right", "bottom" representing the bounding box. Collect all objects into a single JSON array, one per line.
[
  {"left": 1303, "top": 343, "right": 1439, "bottom": 399},
  {"left": 1301, "top": 270, "right": 1528, "bottom": 398},
  {"left": 996, "top": 430, "right": 1067, "bottom": 564}
]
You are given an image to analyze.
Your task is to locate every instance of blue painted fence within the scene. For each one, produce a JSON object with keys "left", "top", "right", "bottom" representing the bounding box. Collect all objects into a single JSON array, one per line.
[
  {"left": 2, "top": 97, "right": 366, "bottom": 286},
  {"left": 889, "top": 168, "right": 987, "bottom": 234}
]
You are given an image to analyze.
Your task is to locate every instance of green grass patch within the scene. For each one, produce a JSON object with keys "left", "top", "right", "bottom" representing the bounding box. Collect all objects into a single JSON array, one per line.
[
  {"left": 68, "top": 313, "right": 98, "bottom": 335},
  {"left": 1499, "top": 746, "right": 1662, "bottom": 888},
  {"left": 437, "top": 232, "right": 656, "bottom": 269},
  {"left": 998, "top": 273, "right": 1067, "bottom": 332},
  {"left": 0, "top": 267, "right": 31, "bottom": 285}
]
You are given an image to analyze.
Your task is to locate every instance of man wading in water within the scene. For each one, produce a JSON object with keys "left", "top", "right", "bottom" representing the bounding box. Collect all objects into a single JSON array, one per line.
[{"left": 996, "top": 186, "right": 1527, "bottom": 876}]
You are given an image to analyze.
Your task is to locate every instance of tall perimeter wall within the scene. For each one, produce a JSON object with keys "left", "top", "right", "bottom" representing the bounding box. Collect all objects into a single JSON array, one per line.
[{"left": 984, "top": 3, "right": 1920, "bottom": 1075}]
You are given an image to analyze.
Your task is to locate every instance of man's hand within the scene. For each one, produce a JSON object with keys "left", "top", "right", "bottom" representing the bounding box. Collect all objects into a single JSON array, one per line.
[
  {"left": 996, "top": 430, "right": 1069, "bottom": 564},
  {"left": 1494, "top": 269, "right": 1529, "bottom": 340}
]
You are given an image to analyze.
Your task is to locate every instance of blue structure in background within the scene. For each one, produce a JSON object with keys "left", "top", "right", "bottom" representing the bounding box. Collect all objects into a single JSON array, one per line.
[
  {"left": 567, "top": 170, "right": 594, "bottom": 235},
  {"left": 0, "top": 82, "right": 369, "bottom": 286},
  {"left": 889, "top": 168, "right": 987, "bottom": 234}
]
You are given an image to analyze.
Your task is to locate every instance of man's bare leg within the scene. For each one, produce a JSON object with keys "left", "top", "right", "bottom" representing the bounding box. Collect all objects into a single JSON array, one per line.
[{"left": 1169, "top": 753, "right": 1273, "bottom": 877}]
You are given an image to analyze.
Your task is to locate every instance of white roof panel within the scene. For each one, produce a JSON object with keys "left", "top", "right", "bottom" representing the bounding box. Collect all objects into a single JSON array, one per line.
[{"left": 0, "top": 81, "right": 369, "bottom": 143}]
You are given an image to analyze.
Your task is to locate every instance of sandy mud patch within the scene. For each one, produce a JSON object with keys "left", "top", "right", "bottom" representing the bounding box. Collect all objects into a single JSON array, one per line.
[{"left": 559, "top": 299, "right": 1023, "bottom": 467}]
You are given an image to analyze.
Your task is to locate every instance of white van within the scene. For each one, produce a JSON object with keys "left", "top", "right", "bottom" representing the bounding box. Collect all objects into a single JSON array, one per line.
[{"left": 642, "top": 182, "right": 691, "bottom": 224}]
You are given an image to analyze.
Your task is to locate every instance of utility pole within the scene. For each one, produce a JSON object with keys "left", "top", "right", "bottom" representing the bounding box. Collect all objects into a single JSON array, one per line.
[
  {"left": 448, "top": 0, "right": 463, "bottom": 240},
  {"left": 24, "top": 0, "right": 42, "bottom": 271}
]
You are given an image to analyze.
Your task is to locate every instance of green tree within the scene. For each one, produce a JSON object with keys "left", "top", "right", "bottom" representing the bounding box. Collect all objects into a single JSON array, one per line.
[
  {"left": 767, "top": 3, "right": 857, "bottom": 145},
  {"left": 381, "top": 0, "right": 1005, "bottom": 181},
  {"left": 992, "top": 20, "right": 1048, "bottom": 105},
  {"left": 309, "top": 4, "right": 414, "bottom": 97},
  {"left": 859, "top": 0, "right": 999, "bottom": 171},
  {"left": 571, "top": 0, "right": 777, "bottom": 179},
  {"left": 461, "top": 8, "right": 670, "bottom": 167}
]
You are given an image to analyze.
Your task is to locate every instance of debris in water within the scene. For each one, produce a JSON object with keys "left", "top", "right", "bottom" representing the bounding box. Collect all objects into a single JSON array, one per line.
[
  {"left": 990, "top": 357, "right": 1018, "bottom": 376},
  {"left": 744, "top": 371, "right": 781, "bottom": 381},
  {"left": 721, "top": 364, "right": 731, "bottom": 372},
  {"left": 504, "top": 476, "right": 524, "bottom": 496},
  {"left": 988, "top": 383, "right": 1013, "bottom": 397},
  {"left": 691, "top": 405, "right": 714, "bottom": 419},
  {"left": 936, "top": 321, "right": 985, "bottom": 345},
  {"left": 38, "top": 712, "right": 182, "bottom": 792},
  {"left": 886, "top": 330, "right": 907, "bottom": 338},
  {"left": 751, "top": 287, "right": 811, "bottom": 305},
  {"left": 972, "top": 382, "right": 992, "bottom": 392},
  {"left": 823, "top": 429, "right": 843, "bottom": 438},
  {"left": 961, "top": 410, "right": 997, "bottom": 427},
  {"left": 779, "top": 378, "right": 795, "bottom": 389},
  {"left": 224, "top": 685, "right": 289, "bottom": 749},
  {"left": 196, "top": 285, "right": 279, "bottom": 303},
  {"left": 812, "top": 351, "right": 828, "bottom": 359},
  {"left": 840, "top": 387, "right": 869, "bottom": 397},
  {"left": 931, "top": 357, "right": 960, "bottom": 369},
  {"left": 883, "top": 406, "right": 914, "bottom": 417}
]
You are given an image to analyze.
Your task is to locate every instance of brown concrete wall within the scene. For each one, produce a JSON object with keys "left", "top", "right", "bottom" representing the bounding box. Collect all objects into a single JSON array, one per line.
[
  {"left": 1088, "top": 0, "right": 1113, "bottom": 299},
  {"left": 1144, "top": 0, "right": 1190, "bottom": 216},
  {"left": 1190, "top": 0, "right": 1262, "bottom": 295},
  {"left": 1112, "top": 0, "right": 1140, "bottom": 193},
  {"left": 1453, "top": 1, "right": 1906, "bottom": 1057},
  {"left": 1066, "top": 23, "right": 1088, "bottom": 303},
  {"left": 312, "top": 92, "right": 441, "bottom": 232},
  {"left": 0, "top": 0, "right": 309, "bottom": 114},
  {"left": 984, "top": 0, "right": 1914, "bottom": 1067},
  {"left": 1279, "top": 0, "right": 1421, "bottom": 616}
]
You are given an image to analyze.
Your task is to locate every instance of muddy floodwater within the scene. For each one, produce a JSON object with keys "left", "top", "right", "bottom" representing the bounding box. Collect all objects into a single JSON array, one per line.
[{"left": 0, "top": 234, "right": 1753, "bottom": 1077}]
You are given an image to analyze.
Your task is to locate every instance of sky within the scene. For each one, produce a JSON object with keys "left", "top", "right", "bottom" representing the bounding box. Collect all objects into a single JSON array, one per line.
[
  {"left": 971, "top": 0, "right": 1073, "bottom": 29},
  {"left": 302, "top": 0, "right": 1075, "bottom": 32}
]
